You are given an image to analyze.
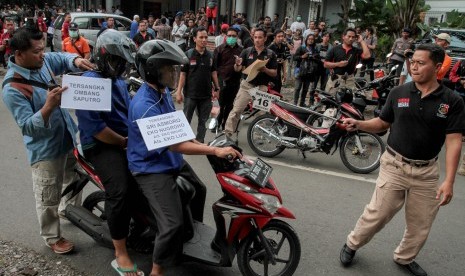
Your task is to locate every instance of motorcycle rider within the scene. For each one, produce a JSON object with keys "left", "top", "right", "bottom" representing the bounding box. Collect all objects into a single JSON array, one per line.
[
  {"left": 128, "top": 39, "right": 241, "bottom": 276},
  {"left": 74, "top": 29, "right": 144, "bottom": 276}
]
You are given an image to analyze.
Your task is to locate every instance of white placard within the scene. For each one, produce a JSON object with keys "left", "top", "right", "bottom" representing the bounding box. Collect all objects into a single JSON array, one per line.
[
  {"left": 250, "top": 88, "right": 280, "bottom": 112},
  {"left": 47, "top": 26, "right": 55, "bottom": 34},
  {"left": 137, "top": 110, "right": 196, "bottom": 151},
  {"left": 61, "top": 74, "right": 112, "bottom": 111}
]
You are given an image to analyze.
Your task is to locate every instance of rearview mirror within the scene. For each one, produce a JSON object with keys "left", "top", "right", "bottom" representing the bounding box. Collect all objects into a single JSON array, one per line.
[
  {"left": 386, "top": 53, "right": 393, "bottom": 58},
  {"left": 206, "top": 117, "right": 218, "bottom": 130},
  {"left": 355, "top": 63, "right": 363, "bottom": 69}
]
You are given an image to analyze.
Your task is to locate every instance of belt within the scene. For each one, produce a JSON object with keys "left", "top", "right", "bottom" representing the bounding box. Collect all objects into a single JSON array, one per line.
[{"left": 386, "top": 147, "right": 438, "bottom": 168}]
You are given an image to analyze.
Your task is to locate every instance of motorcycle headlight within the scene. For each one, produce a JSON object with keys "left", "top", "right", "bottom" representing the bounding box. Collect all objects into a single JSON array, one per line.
[
  {"left": 251, "top": 193, "right": 281, "bottom": 214},
  {"left": 222, "top": 177, "right": 281, "bottom": 213}
]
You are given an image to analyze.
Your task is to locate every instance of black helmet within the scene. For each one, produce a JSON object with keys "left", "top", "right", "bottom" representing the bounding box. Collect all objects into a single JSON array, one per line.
[
  {"left": 336, "top": 87, "right": 353, "bottom": 103},
  {"left": 94, "top": 29, "right": 136, "bottom": 78},
  {"left": 135, "top": 39, "right": 188, "bottom": 87}
]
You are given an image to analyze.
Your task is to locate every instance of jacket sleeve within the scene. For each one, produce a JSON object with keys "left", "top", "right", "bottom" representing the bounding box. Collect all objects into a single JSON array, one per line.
[
  {"left": 449, "top": 60, "right": 461, "bottom": 83},
  {"left": 2, "top": 87, "right": 52, "bottom": 137},
  {"left": 44, "top": 52, "right": 80, "bottom": 76}
]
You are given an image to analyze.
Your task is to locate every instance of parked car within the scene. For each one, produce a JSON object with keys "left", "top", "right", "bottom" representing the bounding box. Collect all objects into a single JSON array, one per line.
[
  {"left": 422, "top": 28, "right": 465, "bottom": 67},
  {"left": 52, "top": 12, "right": 131, "bottom": 53}
]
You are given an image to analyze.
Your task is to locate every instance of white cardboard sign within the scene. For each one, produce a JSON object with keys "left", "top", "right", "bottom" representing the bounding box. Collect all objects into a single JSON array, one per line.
[
  {"left": 61, "top": 74, "right": 112, "bottom": 111},
  {"left": 250, "top": 88, "right": 280, "bottom": 112},
  {"left": 137, "top": 110, "right": 196, "bottom": 151}
]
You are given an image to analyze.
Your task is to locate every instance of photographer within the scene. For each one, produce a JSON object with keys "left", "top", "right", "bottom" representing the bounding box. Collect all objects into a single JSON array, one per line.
[
  {"left": 388, "top": 28, "right": 414, "bottom": 77},
  {"left": 293, "top": 34, "right": 320, "bottom": 106},
  {"left": 268, "top": 29, "right": 293, "bottom": 92},
  {"left": 0, "top": 17, "right": 15, "bottom": 68}
]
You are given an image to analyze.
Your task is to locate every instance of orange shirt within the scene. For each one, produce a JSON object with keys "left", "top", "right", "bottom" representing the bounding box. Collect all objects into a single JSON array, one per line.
[
  {"left": 62, "top": 36, "right": 90, "bottom": 58},
  {"left": 437, "top": 54, "right": 451, "bottom": 80}
]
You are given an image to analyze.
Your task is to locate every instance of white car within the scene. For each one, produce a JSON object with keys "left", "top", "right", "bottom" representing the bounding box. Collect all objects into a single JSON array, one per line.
[{"left": 52, "top": 12, "right": 131, "bottom": 53}]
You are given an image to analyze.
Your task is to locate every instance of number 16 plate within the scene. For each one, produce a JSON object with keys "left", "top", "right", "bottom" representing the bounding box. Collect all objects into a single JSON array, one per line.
[{"left": 250, "top": 88, "right": 280, "bottom": 112}]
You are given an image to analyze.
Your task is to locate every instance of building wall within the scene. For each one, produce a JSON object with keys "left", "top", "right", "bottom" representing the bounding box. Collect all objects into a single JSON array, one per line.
[{"left": 425, "top": 0, "right": 465, "bottom": 25}]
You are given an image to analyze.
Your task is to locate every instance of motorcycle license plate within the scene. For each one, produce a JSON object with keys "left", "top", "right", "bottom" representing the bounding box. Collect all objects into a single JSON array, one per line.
[
  {"left": 250, "top": 88, "right": 280, "bottom": 112},
  {"left": 246, "top": 158, "right": 273, "bottom": 188}
]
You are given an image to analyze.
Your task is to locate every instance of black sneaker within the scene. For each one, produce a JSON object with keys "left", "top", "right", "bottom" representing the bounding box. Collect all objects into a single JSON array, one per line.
[
  {"left": 340, "top": 244, "right": 356, "bottom": 266},
  {"left": 396, "top": 261, "right": 427, "bottom": 276}
]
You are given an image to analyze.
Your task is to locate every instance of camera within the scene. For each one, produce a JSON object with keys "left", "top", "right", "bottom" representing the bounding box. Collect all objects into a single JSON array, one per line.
[
  {"left": 404, "top": 50, "right": 414, "bottom": 59},
  {"left": 48, "top": 81, "right": 60, "bottom": 90}
]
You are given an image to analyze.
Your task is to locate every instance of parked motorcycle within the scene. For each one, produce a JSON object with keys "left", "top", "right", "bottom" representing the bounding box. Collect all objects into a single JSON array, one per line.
[
  {"left": 63, "top": 138, "right": 301, "bottom": 276},
  {"left": 247, "top": 89, "right": 385, "bottom": 174}
]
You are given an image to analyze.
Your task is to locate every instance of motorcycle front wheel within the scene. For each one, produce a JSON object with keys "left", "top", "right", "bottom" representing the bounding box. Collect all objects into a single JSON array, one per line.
[
  {"left": 340, "top": 131, "right": 385, "bottom": 174},
  {"left": 237, "top": 220, "right": 301, "bottom": 276},
  {"left": 247, "top": 114, "right": 286, "bottom": 157}
]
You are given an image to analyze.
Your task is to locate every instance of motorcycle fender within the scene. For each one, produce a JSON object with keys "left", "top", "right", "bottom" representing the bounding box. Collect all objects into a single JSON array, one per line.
[{"left": 274, "top": 206, "right": 296, "bottom": 219}]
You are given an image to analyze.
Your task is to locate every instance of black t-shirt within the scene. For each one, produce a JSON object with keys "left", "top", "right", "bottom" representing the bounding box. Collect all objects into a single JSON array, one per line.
[
  {"left": 380, "top": 82, "right": 465, "bottom": 160},
  {"left": 181, "top": 48, "right": 217, "bottom": 99},
  {"left": 325, "top": 45, "right": 362, "bottom": 75},
  {"left": 240, "top": 46, "right": 278, "bottom": 86},
  {"left": 268, "top": 42, "right": 289, "bottom": 77},
  {"left": 132, "top": 32, "right": 154, "bottom": 47}
]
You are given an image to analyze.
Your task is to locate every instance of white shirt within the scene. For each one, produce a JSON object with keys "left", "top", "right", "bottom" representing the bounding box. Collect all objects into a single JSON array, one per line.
[
  {"left": 290, "top": 22, "right": 306, "bottom": 33},
  {"left": 303, "top": 28, "right": 315, "bottom": 38},
  {"left": 215, "top": 34, "right": 225, "bottom": 47},
  {"left": 171, "top": 22, "right": 187, "bottom": 45}
]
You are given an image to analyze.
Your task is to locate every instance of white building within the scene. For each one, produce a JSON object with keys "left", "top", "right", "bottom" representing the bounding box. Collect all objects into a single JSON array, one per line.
[{"left": 424, "top": 0, "right": 465, "bottom": 25}]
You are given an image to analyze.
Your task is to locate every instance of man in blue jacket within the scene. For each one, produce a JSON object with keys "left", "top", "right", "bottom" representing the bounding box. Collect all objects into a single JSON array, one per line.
[{"left": 2, "top": 26, "right": 94, "bottom": 254}]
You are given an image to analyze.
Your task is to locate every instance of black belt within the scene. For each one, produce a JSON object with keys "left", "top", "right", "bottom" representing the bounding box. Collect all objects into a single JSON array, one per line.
[{"left": 386, "top": 147, "right": 438, "bottom": 168}]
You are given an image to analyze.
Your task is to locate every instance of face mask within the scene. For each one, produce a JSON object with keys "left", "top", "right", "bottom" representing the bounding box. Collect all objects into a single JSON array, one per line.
[
  {"left": 296, "top": 17, "right": 302, "bottom": 22},
  {"left": 69, "top": 31, "right": 79, "bottom": 38},
  {"left": 226, "top": 37, "right": 237, "bottom": 46}
]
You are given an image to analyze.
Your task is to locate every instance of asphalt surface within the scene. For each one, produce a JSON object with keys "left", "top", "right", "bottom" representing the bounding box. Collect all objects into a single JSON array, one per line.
[{"left": 1, "top": 68, "right": 465, "bottom": 276}]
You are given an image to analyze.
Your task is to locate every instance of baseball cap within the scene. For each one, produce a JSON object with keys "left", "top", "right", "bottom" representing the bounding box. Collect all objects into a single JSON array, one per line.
[
  {"left": 402, "top": 28, "right": 411, "bottom": 34},
  {"left": 69, "top": 22, "right": 79, "bottom": 31},
  {"left": 221, "top": 23, "right": 229, "bottom": 31},
  {"left": 433, "top": 33, "right": 451, "bottom": 43}
]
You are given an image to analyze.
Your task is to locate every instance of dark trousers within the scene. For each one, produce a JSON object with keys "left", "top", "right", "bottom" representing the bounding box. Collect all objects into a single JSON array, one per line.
[
  {"left": 134, "top": 161, "right": 207, "bottom": 265},
  {"left": 217, "top": 79, "right": 240, "bottom": 130},
  {"left": 360, "top": 57, "right": 375, "bottom": 81},
  {"left": 294, "top": 76, "right": 315, "bottom": 106},
  {"left": 183, "top": 97, "right": 212, "bottom": 143},
  {"left": 84, "top": 143, "right": 140, "bottom": 240},
  {"left": 316, "top": 67, "right": 329, "bottom": 90}
]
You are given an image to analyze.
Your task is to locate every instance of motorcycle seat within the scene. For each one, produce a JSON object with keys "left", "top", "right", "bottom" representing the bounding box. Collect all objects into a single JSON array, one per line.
[{"left": 276, "top": 101, "right": 314, "bottom": 115}]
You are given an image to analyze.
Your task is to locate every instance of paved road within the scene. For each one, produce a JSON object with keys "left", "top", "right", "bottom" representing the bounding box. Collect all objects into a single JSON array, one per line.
[{"left": 1, "top": 80, "right": 464, "bottom": 275}]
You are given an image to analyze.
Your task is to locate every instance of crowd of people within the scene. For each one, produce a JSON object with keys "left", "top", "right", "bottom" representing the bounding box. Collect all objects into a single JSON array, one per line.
[{"left": 2, "top": 3, "right": 465, "bottom": 276}]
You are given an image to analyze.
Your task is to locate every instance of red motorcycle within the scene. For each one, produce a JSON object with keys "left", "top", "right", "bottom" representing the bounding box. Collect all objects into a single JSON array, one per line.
[
  {"left": 64, "top": 137, "right": 301, "bottom": 276},
  {"left": 247, "top": 88, "right": 385, "bottom": 174}
]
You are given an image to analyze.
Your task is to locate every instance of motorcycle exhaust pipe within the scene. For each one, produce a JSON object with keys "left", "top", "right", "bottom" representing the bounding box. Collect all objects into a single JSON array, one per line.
[
  {"left": 254, "top": 124, "right": 297, "bottom": 148},
  {"left": 65, "top": 205, "right": 114, "bottom": 249}
]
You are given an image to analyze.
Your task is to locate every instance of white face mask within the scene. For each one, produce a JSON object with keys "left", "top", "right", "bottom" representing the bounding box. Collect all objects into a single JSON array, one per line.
[{"left": 69, "top": 30, "right": 79, "bottom": 38}]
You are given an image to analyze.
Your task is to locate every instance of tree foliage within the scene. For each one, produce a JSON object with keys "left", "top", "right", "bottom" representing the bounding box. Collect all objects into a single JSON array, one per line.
[{"left": 437, "top": 10, "right": 465, "bottom": 29}]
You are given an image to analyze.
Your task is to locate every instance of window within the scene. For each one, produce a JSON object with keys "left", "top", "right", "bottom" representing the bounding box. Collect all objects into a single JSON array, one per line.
[{"left": 73, "top": 17, "right": 89, "bottom": 29}]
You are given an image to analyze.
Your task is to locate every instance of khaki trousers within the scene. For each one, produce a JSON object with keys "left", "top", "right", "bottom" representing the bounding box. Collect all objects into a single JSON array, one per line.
[
  {"left": 224, "top": 80, "right": 267, "bottom": 135},
  {"left": 325, "top": 74, "right": 356, "bottom": 96},
  {"left": 347, "top": 151, "right": 440, "bottom": 264},
  {"left": 31, "top": 151, "right": 83, "bottom": 244}
]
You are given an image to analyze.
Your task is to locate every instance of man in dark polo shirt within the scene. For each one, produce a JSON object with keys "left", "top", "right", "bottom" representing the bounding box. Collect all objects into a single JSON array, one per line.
[
  {"left": 213, "top": 27, "right": 243, "bottom": 131},
  {"left": 268, "top": 29, "right": 292, "bottom": 93},
  {"left": 176, "top": 26, "right": 220, "bottom": 143},
  {"left": 224, "top": 28, "right": 278, "bottom": 137},
  {"left": 324, "top": 27, "right": 370, "bottom": 95},
  {"left": 132, "top": 21, "right": 154, "bottom": 48},
  {"left": 340, "top": 44, "right": 465, "bottom": 276}
]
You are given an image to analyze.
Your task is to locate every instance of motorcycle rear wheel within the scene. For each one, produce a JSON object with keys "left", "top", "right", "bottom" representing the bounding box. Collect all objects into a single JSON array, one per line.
[
  {"left": 237, "top": 220, "right": 301, "bottom": 276},
  {"left": 340, "top": 132, "right": 385, "bottom": 174},
  {"left": 82, "top": 191, "right": 106, "bottom": 220},
  {"left": 247, "top": 114, "right": 285, "bottom": 157}
]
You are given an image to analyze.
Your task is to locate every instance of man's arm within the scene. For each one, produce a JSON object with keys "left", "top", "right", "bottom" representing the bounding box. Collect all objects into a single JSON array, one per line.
[
  {"left": 358, "top": 36, "right": 371, "bottom": 60},
  {"left": 170, "top": 140, "right": 242, "bottom": 159},
  {"left": 436, "top": 132, "right": 462, "bottom": 206},
  {"left": 211, "top": 71, "right": 220, "bottom": 98},
  {"left": 94, "top": 127, "right": 127, "bottom": 148},
  {"left": 176, "top": 71, "right": 186, "bottom": 104},
  {"left": 342, "top": 117, "right": 391, "bottom": 133}
]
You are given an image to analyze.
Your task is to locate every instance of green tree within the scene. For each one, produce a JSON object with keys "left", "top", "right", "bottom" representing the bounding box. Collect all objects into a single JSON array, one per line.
[
  {"left": 437, "top": 9, "right": 465, "bottom": 28},
  {"left": 386, "top": 0, "right": 430, "bottom": 36}
]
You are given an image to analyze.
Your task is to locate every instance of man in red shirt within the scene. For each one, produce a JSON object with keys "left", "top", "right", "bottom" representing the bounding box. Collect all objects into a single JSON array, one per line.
[
  {"left": 37, "top": 11, "right": 48, "bottom": 41},
  {"left": 61, "top": 13, "right": 71, "bottom": 41},
  {"left": 0, "top": 18, "right": 15, "bottom": 68}
]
